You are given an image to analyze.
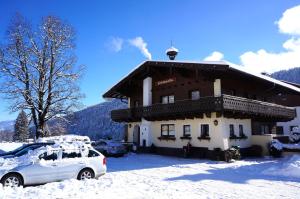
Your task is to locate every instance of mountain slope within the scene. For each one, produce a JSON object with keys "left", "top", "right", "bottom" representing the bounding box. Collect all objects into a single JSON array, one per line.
[
  {"left": 46, "top": 99, "right": 127, "bottom": 140},
  {"left": 65, "top": 99, "right": 127, "bottom": 140},
  {"left": 0, "top": 120, "right": 14, "bottom": 132},
  {"left": 271, "top": 67, "right": 300, "bottom": 84}
]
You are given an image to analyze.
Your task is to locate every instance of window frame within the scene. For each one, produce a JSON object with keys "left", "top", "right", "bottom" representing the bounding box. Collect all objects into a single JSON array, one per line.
[
  {"left": 161, "top": 124, "right": 176, "bottom": 137},
  {"left": 229, "top": 124, "right": 235, "bottom": 137},
  {"left": 190, "top": 90, "right": 200, "bottom": 100},
  {"left": 200, "top": 124, "right": 209, "bottom": 137},
  {"left": 183, "top": 125, "right": 191, "bottom": 137},
  {"left": 239, "top": 124, "right": 244, "bottom": 137},
  {"left": 161, "top": 95, "right": 175, "bottom": 104}
]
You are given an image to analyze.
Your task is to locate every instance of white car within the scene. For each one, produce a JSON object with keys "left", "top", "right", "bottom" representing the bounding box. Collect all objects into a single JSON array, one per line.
[{"left": 0, "top": 145, "right": 106, "bottom": 187}]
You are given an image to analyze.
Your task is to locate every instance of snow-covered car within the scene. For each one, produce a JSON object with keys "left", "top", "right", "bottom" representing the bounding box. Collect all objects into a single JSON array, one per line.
[
  {"left": 0, "top": 143, "right": 54, "bottom": 159},
  {"left": 92, "top": 140, "right": 127, "bottom": 157},
  {"left": 0, "top": 142, "right": 106, "bottom": 187}
]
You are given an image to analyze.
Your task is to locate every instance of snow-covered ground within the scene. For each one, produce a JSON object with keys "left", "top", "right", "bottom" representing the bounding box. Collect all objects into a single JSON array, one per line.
[{"left": 0, "top": 143, "right": 300, "bottom": 199}]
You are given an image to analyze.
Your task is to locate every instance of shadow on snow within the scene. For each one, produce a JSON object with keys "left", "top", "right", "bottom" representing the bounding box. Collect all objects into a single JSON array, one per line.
[{"left": 165, "top": 159, "right": 300, "bottom": 184}]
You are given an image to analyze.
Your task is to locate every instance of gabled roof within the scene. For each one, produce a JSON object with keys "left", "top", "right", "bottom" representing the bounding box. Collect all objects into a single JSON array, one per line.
[{"left": 103, "top": 60, "right": 300, "bottom": 99}]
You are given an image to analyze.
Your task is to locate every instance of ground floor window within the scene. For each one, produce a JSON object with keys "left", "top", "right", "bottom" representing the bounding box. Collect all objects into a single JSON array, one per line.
[
  {"left": 161, "top": 124, "right": 175, "bottom": 137},
  {"left": 229, "top": 124, "right": 235, "bottom": 137},
  {"left": 183, "top": 125, "right": 191, "bottom": 137},
  {"left": 200, "top": 124, "right": 209, "bottom": 137},
  {"left": 239, "top": 125, "right": 244, "bottom": 137},
  {"left": 261, "top": 125, "right": 270, "bottom": 134},
  {"left": 276, "top": 126, "right": 284, "bottom": 135}
]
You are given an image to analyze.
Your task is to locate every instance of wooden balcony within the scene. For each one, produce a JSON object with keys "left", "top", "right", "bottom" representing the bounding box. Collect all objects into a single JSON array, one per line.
[{"left": 111, "top": 95, "right": 296, "bottom": 122}]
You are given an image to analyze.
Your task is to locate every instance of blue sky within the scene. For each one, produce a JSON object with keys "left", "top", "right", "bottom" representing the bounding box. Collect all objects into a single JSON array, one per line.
[{"left": 0, "top": 0, "right": 300, "bottom": 121}]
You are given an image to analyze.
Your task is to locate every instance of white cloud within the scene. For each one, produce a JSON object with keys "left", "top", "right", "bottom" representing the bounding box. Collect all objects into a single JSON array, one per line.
[
  {"left": 128, "top": 37, "right": 152, "bottom": 60},
  {"left": 108, "top": 37, "right": 123, "bottom": 52},
  {"left": 239, "top": 5, "right": 300, "bottom": 73},
  {"left": 204, "top": 51, "right": 224, "bottom": 61},
  {"left": 277, "top": 5, "right": 300, "bottom": 35}
]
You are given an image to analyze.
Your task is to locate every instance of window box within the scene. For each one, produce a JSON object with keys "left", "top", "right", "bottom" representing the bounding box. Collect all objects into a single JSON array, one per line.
[
  {"left": 158, "top": 136, "right": 176, "bottom": 141},
  {"left": 229, "top": 134, "right": 248, "bottom": 140},
  {"left": 197, "top": 136, "right": 211, "bottom": 141},
  {"left": 180, "top": 136, "right": 192, "bottom": 140}
]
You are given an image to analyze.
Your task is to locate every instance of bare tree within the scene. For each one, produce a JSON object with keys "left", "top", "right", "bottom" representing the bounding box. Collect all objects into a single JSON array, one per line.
[{"left": 0, "top": 14, "right": 84, "bottom": 138}]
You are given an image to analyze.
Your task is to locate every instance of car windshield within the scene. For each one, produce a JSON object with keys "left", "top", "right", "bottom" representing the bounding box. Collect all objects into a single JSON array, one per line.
[
  {"left": 7, "top": 144, "right": 29, "bottom": 153},
  {"left": 15, "top": 145, "right": 42, "bottom": 157}
]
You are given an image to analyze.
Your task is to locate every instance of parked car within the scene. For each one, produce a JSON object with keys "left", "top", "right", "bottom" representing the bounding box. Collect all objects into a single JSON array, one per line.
[
  {"left": 92, "top": 140, "right": 127, "bottom": 157},
  {"left": 0, "top": 147, "right": 106, "bottom": 187},
  {"left": 0, "top": 143, "right": 54, "bottom": 159}
]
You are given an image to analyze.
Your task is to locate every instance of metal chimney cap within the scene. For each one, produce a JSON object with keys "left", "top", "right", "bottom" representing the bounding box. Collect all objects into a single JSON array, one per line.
[{"left": 166, "top": 46, "right": 179, "bottom": 60}]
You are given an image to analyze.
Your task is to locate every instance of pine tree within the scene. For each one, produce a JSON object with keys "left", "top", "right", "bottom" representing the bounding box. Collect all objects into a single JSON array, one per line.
[{"left": 14, "top": 110, "right": 29, "bottom": 142}]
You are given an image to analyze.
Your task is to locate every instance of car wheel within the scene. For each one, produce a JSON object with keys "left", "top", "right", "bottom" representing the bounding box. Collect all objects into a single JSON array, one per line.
[
  {"left": 77, "top": 169, "right": 95, "bottom": 180},
  {"left": 1, "top": 173, "right": 23, "bottom": 187}
]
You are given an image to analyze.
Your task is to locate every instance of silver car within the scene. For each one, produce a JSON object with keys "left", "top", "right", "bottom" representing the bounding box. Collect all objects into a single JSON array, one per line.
[
  {"left": 0, "top": 148, "right": 106, "bottom": 187},
  {"left": 92, "top": 140, "right": 127, "bottom": 157}
]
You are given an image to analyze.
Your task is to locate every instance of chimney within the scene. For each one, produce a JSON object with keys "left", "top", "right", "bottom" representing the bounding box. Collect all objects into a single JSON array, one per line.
[{"left": 166, "top": 46, "right": 179, "bottom": 60}]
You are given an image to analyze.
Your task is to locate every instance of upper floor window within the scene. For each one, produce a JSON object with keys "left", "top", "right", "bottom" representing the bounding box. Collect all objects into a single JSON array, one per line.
[
  {"left": 134, "top": 100, "right": 139, "bottom": 107},
  {"left": 183, "top": 125, "right": 191, "bottom": 137},
  {"left": 161, "top": 124, "right": 175, "bottom": 137},
  {"left": 190, "top": 90, "right": 200, "bottom": 100},
  {"left": 229, "top": 124, "right": 235, "bottom": 137},
  {"left": 161, "top": 95, "right": 174, "bottom": 104}
]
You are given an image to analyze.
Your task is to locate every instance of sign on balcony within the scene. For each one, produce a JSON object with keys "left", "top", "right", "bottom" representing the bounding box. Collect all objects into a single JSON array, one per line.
[{"left": 155, "top": 77, "right": 176, "bottom": 86}]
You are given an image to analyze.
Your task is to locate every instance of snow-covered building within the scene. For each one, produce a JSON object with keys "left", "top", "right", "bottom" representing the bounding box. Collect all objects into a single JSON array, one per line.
[{"left": 103, "top": 58, "right": 300, "bottom": 158}]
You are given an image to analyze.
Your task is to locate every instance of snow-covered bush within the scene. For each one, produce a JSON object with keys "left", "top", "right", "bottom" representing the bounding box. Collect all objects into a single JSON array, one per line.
[{"left": 289, "top": 127, "right": 300, "bottom": 143}]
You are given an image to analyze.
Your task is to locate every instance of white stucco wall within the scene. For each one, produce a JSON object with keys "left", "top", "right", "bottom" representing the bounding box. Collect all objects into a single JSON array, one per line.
[
  {"left": 143, "top": 77, "right": 152, "bottom": 106},
  {"left": 127, "top": 113, "right": 252, "bottom": 150},
  {"left": 214, "top": 79, "right": 221, "bottom": 97}
]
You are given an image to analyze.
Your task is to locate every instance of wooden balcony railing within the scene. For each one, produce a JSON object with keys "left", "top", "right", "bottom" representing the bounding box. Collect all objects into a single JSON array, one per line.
[{"left": 111, "top": 95, "right": 296, "bottom": 122}]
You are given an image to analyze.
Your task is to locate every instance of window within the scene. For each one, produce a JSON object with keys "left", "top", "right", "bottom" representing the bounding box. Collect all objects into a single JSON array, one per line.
[
  {"left": 276, "top": 126, "right": 284, "bottom": 135},
  {"left": 229, "top": 124, "right": 235, "bottom": 137},
  {"left": 161, "top": 95, "right": 174, "bottom": 104},
  {"left": 134, "top": 100, "right": 139, "bottom": 107},
  {"left": 190, "top": 90, "right": 200, "bottom": 100},
  {"left": 161, "top": 124, "right": 175, "bottom": 137},
  {"left": 88, "top": 150, "right": 100, "bottom": 157},
  {"left": 261, "top": 125, "right": 270, "bottom": 134},
  {"left": 62, "top": 152, "right": 82, "bottom": 159},
  {"left": 200, "top": 124, "right": 209, "bottom": 137},
  {"left": 15, "top": 145, "right": 41, "bottom": 157},
  {"left": 239, "top": 125, "right": 244, "bottom": 137},
  {"left": 183, "top": 125, "right": 191, "bottom": 137},
  {"left": 39, "top": 152, "right": 58, "bottom": 161}
]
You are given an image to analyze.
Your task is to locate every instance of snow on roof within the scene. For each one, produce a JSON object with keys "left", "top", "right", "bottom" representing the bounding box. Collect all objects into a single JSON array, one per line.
[
  {"left": 37, "top": 135, "right": 91, "bottom": 145},
  {"left": 222, "top": 60, "right": 300, "bottom": 93},
  {"left": 165, "top": 46, "right": 179, "bottom": 53}
]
